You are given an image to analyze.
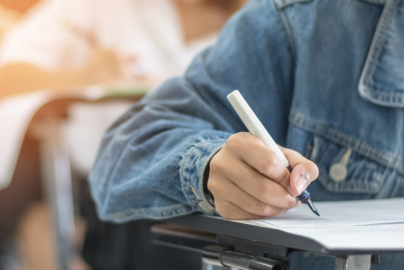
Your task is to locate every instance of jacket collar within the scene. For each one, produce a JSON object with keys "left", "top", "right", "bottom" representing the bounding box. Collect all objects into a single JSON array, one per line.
[{"left": 359, "top": 0, "right": 404, "bottom": 107}]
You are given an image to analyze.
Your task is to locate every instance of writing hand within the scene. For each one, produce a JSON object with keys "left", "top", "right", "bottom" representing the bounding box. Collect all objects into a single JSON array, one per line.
[{"left": 207, "top": 132, "right": 319, "bottom": 220}]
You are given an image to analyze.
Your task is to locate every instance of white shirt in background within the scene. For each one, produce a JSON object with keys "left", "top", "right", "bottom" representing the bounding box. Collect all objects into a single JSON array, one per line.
[
  {"left": 0, "top": 0, "right": 216, "bottom": 77},
  {"left": 0, "top": 0, "right": 218, "bottom": 175}
]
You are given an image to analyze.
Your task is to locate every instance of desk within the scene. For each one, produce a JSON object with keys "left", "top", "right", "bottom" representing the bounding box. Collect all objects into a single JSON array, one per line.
[
  {"left": 7, "top": 93, "right": 143, "bottom": 270},
  {"left": 151, "top": 214, "right": 404, "bottom": 270}
]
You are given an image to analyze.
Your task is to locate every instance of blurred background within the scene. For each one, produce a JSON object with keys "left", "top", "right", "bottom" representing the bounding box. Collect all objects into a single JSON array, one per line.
[{"left": 0, "top": 0, "right": 248, "bottom": 269}]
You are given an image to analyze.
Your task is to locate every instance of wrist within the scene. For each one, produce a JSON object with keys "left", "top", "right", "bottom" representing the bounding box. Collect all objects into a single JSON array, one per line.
[
  {"left": 203, "top": 160, "right": 215, "bottom": 207},
  {"left": 180, "top": 135, "right": 229, "bottom": 215}
]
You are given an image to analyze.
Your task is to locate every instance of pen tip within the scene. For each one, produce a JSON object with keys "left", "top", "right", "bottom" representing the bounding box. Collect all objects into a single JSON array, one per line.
[{"left": 307, "top": 200, "right": 320, "bottom": 217}]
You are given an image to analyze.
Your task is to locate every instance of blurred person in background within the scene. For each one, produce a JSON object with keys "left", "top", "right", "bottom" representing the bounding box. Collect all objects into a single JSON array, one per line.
[
  {"left": 0, "top": 0, "right": 248, "bottom": 269},
  {"left": 0, "top": 0, "right": 39, "bottom": 42},
  {"left": 0, "top": 0, "right": 247, "bottom": 96}
]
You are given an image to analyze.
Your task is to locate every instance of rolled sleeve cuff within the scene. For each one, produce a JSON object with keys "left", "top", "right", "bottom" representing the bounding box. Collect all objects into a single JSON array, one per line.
[{"left": 180, "top": 136, "right": 228, "bottom": 215}]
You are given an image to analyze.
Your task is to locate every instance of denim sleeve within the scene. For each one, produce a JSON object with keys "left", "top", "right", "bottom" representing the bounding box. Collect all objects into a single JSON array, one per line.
[{"left": 89, "top": 0, "right": 294, "bottom": 223}]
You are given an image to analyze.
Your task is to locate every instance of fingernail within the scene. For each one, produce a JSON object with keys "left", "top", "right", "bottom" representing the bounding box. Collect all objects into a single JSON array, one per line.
[
  {"left": 296, "top": 175, "right": 308, "bottom": 194},
  {"left": 295, "top": 201, "right": 302, "bottom": 208}
]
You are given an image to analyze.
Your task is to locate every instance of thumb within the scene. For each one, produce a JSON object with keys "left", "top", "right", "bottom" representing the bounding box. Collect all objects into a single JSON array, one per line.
[
  {"left": 288, "top": 164, "right": 315, "bottom": 196},
  {"left": 281, "top": 148, "right": 319, "bottom": 196}
]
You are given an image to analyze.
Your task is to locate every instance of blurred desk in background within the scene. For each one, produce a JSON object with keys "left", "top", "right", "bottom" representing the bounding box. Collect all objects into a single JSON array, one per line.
[{"left": 0, "top": 85, "right": 145, "bottom": 270}]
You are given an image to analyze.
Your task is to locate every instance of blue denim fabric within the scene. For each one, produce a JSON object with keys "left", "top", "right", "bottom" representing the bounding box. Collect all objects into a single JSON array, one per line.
[{"left": 89, "top": 0, "right": 404, "bottom": 224}]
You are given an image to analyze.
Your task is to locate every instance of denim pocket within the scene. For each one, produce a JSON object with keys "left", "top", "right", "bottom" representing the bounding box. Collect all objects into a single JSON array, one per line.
[
  {"left": 308, "top": 135, "right": 389, "bottom": 194},
  {"left": 358, "top": 0, "right": 404, "bottom": 107}
]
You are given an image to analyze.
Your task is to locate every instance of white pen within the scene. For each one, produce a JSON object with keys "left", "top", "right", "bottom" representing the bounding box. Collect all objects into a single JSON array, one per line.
[{"left": 227, "top": 90, "right": 319, "bottom": 216}]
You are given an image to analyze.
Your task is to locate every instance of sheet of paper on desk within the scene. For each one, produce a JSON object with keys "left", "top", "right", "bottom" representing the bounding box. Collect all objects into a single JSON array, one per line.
[{"left": 252, "top": 198, "right": 404, "bottom": 250}]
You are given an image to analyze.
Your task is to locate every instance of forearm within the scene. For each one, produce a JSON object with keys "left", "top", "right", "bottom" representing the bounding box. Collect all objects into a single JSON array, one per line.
[
  {"left": 0, "top": 63, "right": 87, "bottom": 98},
  {"left": 89, "top": 78, "right": 234, "bottom": 222},
  {"left": 91, "top": 128, "right": 229, "bottom": 222}
]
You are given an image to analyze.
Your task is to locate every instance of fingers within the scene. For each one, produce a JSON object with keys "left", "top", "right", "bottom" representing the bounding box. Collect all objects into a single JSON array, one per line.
[
  {"left": 209, "top": 176, "right": 294, "bottom": 216},
  {"left": 208, "top": 132, "right": 319, "bottom": 220},
  {"left": 280, "top": 147, "right": 319, "bottom": 196},
  {"left": 226, "top": 133, "right": 291, "bottom": 188},
  {"left": 214, "top": 198, "right": 266, "bottom": 220},
  {"left": 210, "top": 157, "right": 297, "bottom": 209}
]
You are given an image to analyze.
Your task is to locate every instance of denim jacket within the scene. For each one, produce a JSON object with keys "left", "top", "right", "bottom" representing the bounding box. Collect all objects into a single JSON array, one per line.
[{"left": 89, "top": 0, "right": 404, "bottom": 223}]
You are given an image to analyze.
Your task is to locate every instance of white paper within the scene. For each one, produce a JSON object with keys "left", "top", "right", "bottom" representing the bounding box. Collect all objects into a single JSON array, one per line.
[
  {"left": 277, "top": 224, "right": 404, "bottom": 250},
  {"left": 250, "top": 198, "right": 404, "bottom": 250}
]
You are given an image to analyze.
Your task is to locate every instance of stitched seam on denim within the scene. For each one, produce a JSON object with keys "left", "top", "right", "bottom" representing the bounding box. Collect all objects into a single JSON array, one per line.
[
  {"left": 359, "top": 85, "right": 404, "bottom": 106},
  {"left": 275, "top": 1, "right": 297, "bottom": 65},
  {"left": 361, "top": 0, "right": 399, "bottom": 88},
  {"left": 317, "top": 169, "right": 382, "bottom": 194},
  {"left": 180, "top": 138, "right": 226, "bottom": 206},
  {"left": 289, "top": 110, "right": 404, "bottom": 174},
  {"left": 364, "top": 81, "right": 404, "bottom": 93},
  {"left": 104, "top": 204, "right": 200, "bottom": 222},
  {"left": 180, "top": 139, "right": 206, "bottom": 205},
  {"left": 359, "top": 90, "right": 404, "bottom": 107},
  {"left": 315, "top": 141, "right": 386, "bottom": 194},
  {"left": 365, "top": 1, "right": 395, "bottom": 84}
]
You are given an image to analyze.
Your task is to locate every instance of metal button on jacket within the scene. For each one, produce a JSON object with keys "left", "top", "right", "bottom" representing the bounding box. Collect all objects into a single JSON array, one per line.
[{"left": 329, "top": 149, "right": 352, "bottom": 182}]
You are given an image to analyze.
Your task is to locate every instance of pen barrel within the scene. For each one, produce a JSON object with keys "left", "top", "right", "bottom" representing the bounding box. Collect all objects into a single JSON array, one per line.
[{"left": 227, "top": 90, "right": 289, "bottom": 168}]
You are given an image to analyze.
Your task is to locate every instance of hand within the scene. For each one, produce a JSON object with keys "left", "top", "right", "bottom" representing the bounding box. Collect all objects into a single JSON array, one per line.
[{"left": 207, "top": 132, "right": 319, "bottom": 220}]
